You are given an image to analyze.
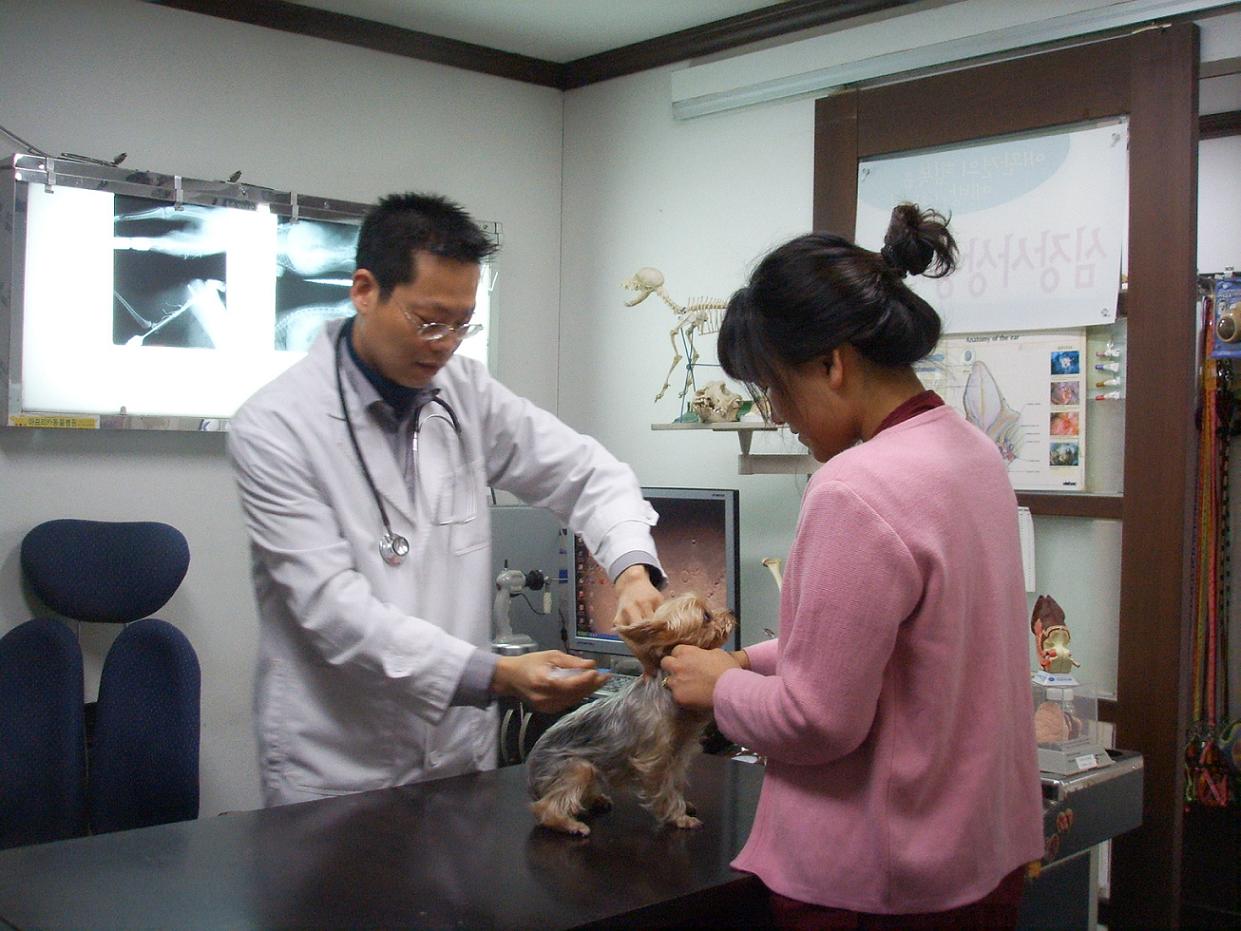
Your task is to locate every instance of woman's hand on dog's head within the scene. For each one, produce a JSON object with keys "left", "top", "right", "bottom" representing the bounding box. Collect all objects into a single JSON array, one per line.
[{"left": 491, "top": 650, "right": 608, "bottom": 713}]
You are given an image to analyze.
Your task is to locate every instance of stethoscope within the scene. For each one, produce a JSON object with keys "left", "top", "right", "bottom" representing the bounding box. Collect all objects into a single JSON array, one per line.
[{"left": 334, "top": 326, "right": 476, "bottom": 567}]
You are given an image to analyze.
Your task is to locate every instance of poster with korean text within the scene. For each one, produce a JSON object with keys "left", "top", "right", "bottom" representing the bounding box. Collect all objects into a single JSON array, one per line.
[{"left": 855, "top": 121, "right": 1127, "bottom": 334}]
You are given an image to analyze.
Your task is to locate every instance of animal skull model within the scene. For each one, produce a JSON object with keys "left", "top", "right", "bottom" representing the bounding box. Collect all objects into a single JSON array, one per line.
[
  {"left": 622, "top": 267, "right": 728, "bottom": 403},
  {"left": 691, "top": 380, "right": 743, "bottom": 424},
  {"left": 622, "top": 267, "right": 671, "bottom": 308}
]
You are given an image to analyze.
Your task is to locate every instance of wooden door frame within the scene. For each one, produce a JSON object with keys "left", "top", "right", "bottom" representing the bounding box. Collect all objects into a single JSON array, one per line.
[{"left": 813, "top": 24, "right": 1200, "bottom": 928}]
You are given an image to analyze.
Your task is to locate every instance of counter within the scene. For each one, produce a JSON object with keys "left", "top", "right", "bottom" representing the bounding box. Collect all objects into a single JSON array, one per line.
[
  {"left": 0, "top": 754, "right": 766, "bottom": 930},
  {"left": 0, "top": 750, "right": 1144, "bottom": 929}
]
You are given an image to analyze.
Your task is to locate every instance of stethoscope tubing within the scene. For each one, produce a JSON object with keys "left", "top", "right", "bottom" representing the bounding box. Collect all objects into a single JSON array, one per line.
[{"left": 333, "top": 324, "right": 466, "bottom": 566}]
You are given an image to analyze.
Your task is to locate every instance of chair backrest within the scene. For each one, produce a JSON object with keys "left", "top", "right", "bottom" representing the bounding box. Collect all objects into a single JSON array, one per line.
[
  {"left": 90, "top": 618, "right": 200, "bottom": 833},
  {"left": 11, "top": 519, "right": 199, "bottom": 837},
  {"left": 21, "top": 520, "right": 190, "bottom": 624},
  {"left": 0, "top": 618, "right": 88, "bottom": 849}
]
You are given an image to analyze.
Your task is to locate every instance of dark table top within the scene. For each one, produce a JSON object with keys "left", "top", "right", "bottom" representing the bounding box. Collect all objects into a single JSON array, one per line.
[{"left": 0, "top": 754, "right": 766, "bottom": 930}]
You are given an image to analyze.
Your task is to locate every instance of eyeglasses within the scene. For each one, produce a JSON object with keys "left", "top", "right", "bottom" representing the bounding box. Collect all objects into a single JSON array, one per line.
[{"left": 399, "top": 305, "right": 484, "bottom": 343}]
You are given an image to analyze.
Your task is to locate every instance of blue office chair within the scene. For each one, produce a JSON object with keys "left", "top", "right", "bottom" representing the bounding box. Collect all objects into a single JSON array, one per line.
[
  {"left": 0, "top": 618, "right": 88, "bottom": 849},
  {"left": 20, "top": 519, "right": 200, "bottom": 835}
]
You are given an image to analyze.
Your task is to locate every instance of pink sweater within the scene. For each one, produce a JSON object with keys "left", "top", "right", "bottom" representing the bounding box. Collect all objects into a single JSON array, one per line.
[{"left": 715, "top": 406, "right": 1043, "bottom": 913}]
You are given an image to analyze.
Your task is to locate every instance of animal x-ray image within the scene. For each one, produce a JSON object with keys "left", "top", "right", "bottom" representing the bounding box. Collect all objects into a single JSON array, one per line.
[
  {"left": 274, "top": 218, "right": 357, "bottom": 352},
  {"left": 110, "top": 196, "right": 360, "bottom": 352},
  {"left": 112, "top": 196, "right": 228, "bottom": 348}
]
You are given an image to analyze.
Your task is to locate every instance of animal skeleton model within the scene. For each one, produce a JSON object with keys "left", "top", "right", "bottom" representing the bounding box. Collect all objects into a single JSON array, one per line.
[
  {"left": 691, "top": 380, "right": 743, "bottom": 424},
  {"left": 623, "top": 267, "right": 728, "bottom": 403},
  {"left": 761, "top": 557, "right": 784, "bottom": 592}
]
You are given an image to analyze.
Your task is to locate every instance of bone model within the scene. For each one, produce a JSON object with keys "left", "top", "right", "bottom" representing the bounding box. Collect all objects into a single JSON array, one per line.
[{"left": 623, "top": 267, "right": 727, "bottom": 403}]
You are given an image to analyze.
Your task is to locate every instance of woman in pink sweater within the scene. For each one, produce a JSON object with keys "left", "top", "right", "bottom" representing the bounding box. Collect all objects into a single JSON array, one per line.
[{"left": 662, "top": 205, "right": 1043, "bottom": 928}]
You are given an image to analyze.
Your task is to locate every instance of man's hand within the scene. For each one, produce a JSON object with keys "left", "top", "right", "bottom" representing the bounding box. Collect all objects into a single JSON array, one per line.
[
  {"left": 611, "top": 564, "right": 663, "bottom": 631},
  {"left": 491, "top": 650, "right": 607, "bottom": 714},
  {"left": 660, "top": 645, "right": 746, "bottom": 712}
]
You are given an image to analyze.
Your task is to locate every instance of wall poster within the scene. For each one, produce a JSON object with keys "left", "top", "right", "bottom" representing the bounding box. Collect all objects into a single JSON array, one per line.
[
  {"left": 855, "top": 120, "right": 1127, "bottom": 335},
  {"left": 915, "top": 330, "right": 1087, "bottom": 491}
]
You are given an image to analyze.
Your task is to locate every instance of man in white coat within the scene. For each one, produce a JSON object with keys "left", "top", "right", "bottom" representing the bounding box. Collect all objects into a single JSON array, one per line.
[{"left": 228, "top": 192, "right": 664, "bottom": 805}]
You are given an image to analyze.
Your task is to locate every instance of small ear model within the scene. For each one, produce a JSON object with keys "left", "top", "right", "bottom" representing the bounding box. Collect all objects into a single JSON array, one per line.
[{"left": 1218, "top": 303, "right": 1241, "bottom": 343}]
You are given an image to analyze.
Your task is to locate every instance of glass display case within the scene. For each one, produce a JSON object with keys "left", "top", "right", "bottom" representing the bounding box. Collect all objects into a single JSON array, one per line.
[{"left": 1033, "top": 671, "right": 1111, "bottom": 775}]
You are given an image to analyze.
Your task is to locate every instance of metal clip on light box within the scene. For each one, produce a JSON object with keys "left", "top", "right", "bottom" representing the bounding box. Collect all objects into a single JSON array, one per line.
[{"left": 491, "top": 567, "right": 546, "bottom": 655}]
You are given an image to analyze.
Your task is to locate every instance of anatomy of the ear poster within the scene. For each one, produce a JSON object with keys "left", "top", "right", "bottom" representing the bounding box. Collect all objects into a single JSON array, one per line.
[{"left": 915, "top": 330, "right": 1087, "bottom": 491}]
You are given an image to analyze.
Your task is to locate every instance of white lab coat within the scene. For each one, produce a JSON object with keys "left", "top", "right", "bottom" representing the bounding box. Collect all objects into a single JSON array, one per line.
[{"left": 227, "top": 320, "right": 658, "bottom": 805}]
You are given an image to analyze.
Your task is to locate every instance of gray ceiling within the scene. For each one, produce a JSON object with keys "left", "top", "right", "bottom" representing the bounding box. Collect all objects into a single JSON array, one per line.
[{"left": 288, "top": 0, "right": 786, "bottom": 62}]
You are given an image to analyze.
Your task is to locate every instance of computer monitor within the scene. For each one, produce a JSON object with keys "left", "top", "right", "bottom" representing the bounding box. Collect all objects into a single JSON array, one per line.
[{"left": 570, "top": 487, "right": 741, "bottom": 659}]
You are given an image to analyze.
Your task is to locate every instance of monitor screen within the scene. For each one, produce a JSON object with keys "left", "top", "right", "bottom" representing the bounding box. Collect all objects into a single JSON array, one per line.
[{"left": 570, "top": 487, "right": 740, "bottom": 659}]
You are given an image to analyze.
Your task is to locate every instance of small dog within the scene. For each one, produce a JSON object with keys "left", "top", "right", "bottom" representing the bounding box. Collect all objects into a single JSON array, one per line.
[{"left": 526, "top": 592, "right": 736, "bottom": 836}]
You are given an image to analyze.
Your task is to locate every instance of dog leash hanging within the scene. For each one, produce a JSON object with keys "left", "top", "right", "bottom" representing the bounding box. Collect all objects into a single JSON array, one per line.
[{"left": 1185, "top": 286, "right": 1237, "bottom": 809}]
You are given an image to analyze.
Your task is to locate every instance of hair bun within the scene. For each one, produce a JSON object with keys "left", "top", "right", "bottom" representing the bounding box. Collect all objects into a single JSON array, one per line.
[{"left": 881, "top": 203, "right": 958, "bottom": 279}]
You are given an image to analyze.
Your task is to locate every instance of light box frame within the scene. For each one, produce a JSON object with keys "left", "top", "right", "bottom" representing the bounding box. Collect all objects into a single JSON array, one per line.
[{"left": 0, "top": 154, "right": 499, "bottom": 432}]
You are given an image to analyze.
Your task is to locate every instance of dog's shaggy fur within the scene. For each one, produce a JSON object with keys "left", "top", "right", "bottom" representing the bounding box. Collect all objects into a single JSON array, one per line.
[{"left": 525, "top": 593, "right": 735, "bottom": 835}]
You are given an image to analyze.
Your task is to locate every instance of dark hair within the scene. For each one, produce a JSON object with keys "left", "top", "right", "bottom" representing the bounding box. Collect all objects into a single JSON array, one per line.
[
  {"left": 355, "top": 192, "right": 498, "bottom": 298},
  {"left": 718, "top": 204, "right": 957, "bottom": 394}
]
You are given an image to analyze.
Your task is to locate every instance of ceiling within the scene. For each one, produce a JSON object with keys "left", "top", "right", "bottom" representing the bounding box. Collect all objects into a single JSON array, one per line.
[
  {"left": 289, "top": 0, "right": 785, "bottom": 63},
  {"left": 149, "top": 0, "right": 923, "bottom": 89}
]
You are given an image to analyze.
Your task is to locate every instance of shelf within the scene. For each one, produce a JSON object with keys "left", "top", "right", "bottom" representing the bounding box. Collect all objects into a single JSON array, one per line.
[
  {"left": 1016, "top": 492, "right": 1123, "bottom": 520},
  {"left": 651, "top": 425, "right": 1128, "bottom": 497},
  {"left": 651, "top": 421, "right": 818, "bottom": 474}
]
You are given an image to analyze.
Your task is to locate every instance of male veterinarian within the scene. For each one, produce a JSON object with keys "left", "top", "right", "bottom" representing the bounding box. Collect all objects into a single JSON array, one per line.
[{"left": 229, "top": 191, "right": 664, "bottom": 805}]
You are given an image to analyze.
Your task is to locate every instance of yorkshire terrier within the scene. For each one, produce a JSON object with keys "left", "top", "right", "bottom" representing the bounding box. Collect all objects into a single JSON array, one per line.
[{"left": 526, "top": 592, "right": 736, "bottom": 836}]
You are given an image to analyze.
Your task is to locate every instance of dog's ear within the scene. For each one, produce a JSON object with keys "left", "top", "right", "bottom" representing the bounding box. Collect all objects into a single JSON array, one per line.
[{"left": 613, "top": 613, "right": 662, "bottom": 641}]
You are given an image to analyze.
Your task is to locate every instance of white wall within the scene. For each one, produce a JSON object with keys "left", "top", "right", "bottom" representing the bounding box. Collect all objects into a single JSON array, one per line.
[
  {"left": 558, "top": 62, "right": 1130, "bottom": 692},
  {"left": 3, "top": 0, "right": 1237, "bottom": 820},
  {"left": 558, "top": 16, "right": 1241, "bottom": 710},
  {"left": 0, "top": 0, "right": 564, "bottom": 816},
  {"left": 560, "top": 67, "right": 815, "bottom": 646}
]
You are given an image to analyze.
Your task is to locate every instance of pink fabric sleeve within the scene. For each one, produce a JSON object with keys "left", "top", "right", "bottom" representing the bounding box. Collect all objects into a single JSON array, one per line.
[
  {"left": 713, "top": 480, "right": 922, "bottom": 766},
  {"left": 742, "top": 638, "right": 778, "bottom": 675}
]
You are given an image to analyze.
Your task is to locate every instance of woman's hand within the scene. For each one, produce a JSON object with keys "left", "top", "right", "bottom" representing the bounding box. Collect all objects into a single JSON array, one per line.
[{"left": 660, "top": 645, "right": 746, "bottom": 711}]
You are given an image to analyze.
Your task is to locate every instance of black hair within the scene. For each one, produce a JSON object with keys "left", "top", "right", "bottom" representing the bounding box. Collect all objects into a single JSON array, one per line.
[
  {"left": 355, "top": 192, "right": 498, "bottom": 298},
  {"left": 718, "top": 204, "right": 958, "bottom": 395}
]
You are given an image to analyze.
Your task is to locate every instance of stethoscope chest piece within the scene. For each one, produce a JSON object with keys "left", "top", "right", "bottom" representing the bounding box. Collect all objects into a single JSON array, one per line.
[
  {"left": 335, "top": 324, "right": 473, "bottom": 570},
  {"left": 380, "top": 531, "right": 410, "bottom": 567}
]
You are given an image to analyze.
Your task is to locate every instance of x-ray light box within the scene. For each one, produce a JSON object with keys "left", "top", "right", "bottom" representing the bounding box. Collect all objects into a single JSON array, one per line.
[{"left": 0, "top": 154, "right": 497, "bottom": 431}]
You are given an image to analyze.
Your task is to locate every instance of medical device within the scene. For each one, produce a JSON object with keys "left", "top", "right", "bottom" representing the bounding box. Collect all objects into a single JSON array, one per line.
[
  {"left": 569, "top": 487, "right": 741, "bottom": 659},
  {"left": 333, "top": 326, "right": 475, "bottom": 567},
  {"left": 491, "top": 566, "right": 550, "bottom": 655}
]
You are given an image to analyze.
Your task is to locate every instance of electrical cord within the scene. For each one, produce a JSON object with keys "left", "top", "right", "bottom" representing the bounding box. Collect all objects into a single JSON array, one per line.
[{"left": 557, "top": 602, "right": 570, "bottom": 652}]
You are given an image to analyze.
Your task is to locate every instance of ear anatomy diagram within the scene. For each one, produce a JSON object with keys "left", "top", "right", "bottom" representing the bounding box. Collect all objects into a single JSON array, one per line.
[
  {"left": 962, "top": 360, "right": 1023, "bottom": 463},
  {"left": 622, "top": 267, "right": 727, "bottom": 404}
]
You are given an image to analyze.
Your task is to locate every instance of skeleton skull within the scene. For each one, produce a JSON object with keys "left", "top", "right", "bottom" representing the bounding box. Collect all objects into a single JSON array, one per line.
[
  {"left": 622, "top": 267, "right": 666, "bottom": 306},
  {"left": 691, "top": 380, "right": 743, "bottom": 424}
]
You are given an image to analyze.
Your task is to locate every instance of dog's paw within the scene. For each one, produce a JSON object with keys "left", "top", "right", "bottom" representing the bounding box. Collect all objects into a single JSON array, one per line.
[
  {"left": 672, "top": 814, "right": 703, "bottom": 830},
  {"left": 539, "top": 817, "right": 592, "bottom": 836}
]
